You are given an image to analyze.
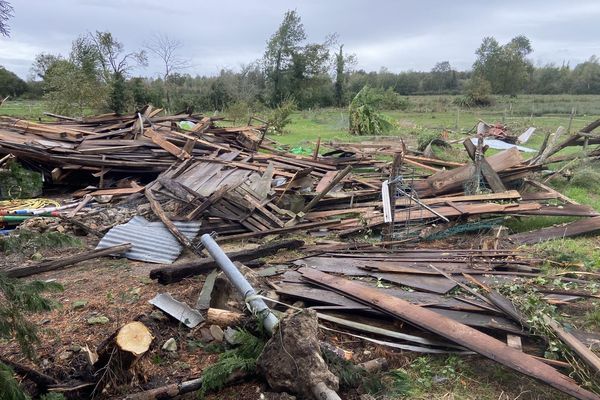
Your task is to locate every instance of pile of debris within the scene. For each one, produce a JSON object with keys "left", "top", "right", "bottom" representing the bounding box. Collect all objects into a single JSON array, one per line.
[{"left": 1, "top": 107, "right": 600, "bottom": 400}]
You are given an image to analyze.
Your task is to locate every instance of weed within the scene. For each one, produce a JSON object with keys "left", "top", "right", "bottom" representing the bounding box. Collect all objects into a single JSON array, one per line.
[
  {"left": 530, "top": 238, "right": 600, "bottom": 271},
  {"left": 569, "top": 162, "right": 600, "bottom": 195},
  {"left": 39, "top": 394, "right": 66, "bottom": 400},
  {"left": 186, "top": 340, "right": 205, "bottom": 352},
  {"left": 410, "top": 356, "right": 434, "bottom": 389},
  {"left": 584, "top": 307, "right": 600, "bottom": 329},
  {"left": 151, "top": 354, "right": 164, "bottom": 365}
]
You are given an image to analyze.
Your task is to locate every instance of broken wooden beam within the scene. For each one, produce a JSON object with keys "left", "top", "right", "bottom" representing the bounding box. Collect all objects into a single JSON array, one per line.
[
  {"left": 5, "top": 243, "right": 132, "bottom": 278},
  {"left": 302, "top": 166, "right": 352, "bottom": 213},
  {"left": 463, "top": 138, "right": 507, "bottom": 193},
  {"left": 543, "top": 315, "right": 600, "bottom": 375}
]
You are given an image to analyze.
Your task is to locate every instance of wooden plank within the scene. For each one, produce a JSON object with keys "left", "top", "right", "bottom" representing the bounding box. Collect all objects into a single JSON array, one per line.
[
  {"left": 302, "top": 165, "right": 353, "bottom": 213},
  {"left": 84, "top": 186, "right": 145, "bottom": 197},
  {"left": 298, "top": 268, "right": 600, "bottom": 400},
  {"left": 509, "top": 216, "right": 600, "bottom": 244},
  {"left": 315, "top": 171, "right": 339, "bottom": 192},
  {"left": 5, "top": 244, "right": 132, "bottom": 278},
  {"left": 144, "top": 129, "right": 190, "bottom": 160},
  {"left": 149, "top": 239, "right": 304, "bottom": 284},
  {"left": 525, "top": 179, "right": 579, "bottom": 205},
  {"left": 507, "top": 334, "right": 523, "bottom": 351},
  {"left": 396, "top": 190, "right": 521, "bottom": 207}
]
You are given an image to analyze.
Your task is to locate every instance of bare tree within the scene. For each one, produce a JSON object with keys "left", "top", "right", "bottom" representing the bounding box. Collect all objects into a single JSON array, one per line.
[
  {"left": 0, "top": 0, "right": 13, "bottom": 37},
  {"left": 87, "top": 31, "right": 147, "bottom": 83},
  {"left": 145, "top": 33, "right": 190, "bottom": 110}
]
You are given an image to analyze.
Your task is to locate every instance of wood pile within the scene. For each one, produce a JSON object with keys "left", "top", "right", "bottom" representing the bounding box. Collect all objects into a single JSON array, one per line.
[{"left": 0, "top": 105, "right": 267, "bottom": 177}]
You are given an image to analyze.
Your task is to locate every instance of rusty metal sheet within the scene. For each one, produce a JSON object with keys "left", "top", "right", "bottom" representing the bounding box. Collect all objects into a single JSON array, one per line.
[{"left": 299, "top": 267, "right": 600, "bottom": 400}]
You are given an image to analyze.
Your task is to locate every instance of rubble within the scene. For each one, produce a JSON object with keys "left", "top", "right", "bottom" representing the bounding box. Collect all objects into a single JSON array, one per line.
[{"left": 2, "top": 107, "right": 600, "bottom": 399}]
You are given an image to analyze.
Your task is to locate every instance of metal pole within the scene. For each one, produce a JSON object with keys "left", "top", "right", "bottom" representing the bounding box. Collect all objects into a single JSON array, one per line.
[{"left": 200, "top": 234, "right": 279, "bottom": 335}]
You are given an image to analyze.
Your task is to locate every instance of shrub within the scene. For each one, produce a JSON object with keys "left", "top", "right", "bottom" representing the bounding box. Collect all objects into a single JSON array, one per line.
[
  {"left": 454, "top": 76, "right": 493, "bottom": 107},
  {"left": 226, "top": 100, "right": 252, "bottom": 125},
  {"left": 267, "top": 98, "right": 296, "bottom": 135}
]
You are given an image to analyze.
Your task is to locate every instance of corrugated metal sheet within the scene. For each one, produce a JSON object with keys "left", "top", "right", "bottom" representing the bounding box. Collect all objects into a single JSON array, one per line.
[
  {"left": 470, "top": 138, "right": 536, "bottom": 153},
  {"left": 149, "top": 293, "right": 204, "bottom": 328},
  {"left": 96, "top": 216, "right": 201, "bottom": 264}
]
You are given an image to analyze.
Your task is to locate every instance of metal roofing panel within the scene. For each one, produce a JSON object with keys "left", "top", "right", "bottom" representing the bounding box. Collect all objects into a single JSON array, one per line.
[{"left": 96, "top": 216, "right": 201, "bottom": 264}]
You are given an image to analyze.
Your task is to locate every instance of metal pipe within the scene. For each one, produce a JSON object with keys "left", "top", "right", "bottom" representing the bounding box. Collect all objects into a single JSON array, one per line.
[{"left": 200, "top": 233, "right": 279, "bottom": 335}]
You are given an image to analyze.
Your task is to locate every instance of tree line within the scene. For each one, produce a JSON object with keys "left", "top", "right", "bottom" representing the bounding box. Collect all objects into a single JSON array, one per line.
[{"left": 2, "top": 10, "right": 600, "bottom": 115}]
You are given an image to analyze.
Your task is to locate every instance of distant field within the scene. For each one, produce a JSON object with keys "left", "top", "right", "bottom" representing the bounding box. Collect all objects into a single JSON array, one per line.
[{"left": 276, "top": 95, "right": 600, "bottom": 148}]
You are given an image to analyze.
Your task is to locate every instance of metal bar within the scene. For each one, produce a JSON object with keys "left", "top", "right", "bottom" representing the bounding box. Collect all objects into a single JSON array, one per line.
[{"left": 200, "top": 233, "right": 279, "bottom": 335}]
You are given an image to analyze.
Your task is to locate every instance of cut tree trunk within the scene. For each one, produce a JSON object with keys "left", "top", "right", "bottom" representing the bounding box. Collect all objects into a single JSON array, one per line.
[{"left": 94, "top": 322, "right": 153, "bottom": 392}]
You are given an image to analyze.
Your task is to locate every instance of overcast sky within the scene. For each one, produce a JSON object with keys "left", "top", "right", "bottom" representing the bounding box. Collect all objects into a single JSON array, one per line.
[{"left": 2, "top": 0, "right": 600, "bottom": 79}]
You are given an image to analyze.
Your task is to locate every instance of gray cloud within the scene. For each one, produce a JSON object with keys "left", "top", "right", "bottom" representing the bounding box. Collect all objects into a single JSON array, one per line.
[{"left": 2, "top": 0, "right": 600, "bottom": 79}]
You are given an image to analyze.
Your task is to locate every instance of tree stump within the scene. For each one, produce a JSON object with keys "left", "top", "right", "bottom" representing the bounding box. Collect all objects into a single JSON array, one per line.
[{"left": 94, "top": 322, "right": 153, "bottom": 393}]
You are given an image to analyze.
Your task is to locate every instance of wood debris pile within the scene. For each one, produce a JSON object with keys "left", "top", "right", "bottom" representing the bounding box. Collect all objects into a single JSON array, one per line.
[{"left": 2, "top": 108, "right": 600, "bottom": 400}]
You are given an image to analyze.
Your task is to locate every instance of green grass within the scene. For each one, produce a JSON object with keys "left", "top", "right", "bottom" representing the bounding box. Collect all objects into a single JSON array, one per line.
[
  {"left": 0, "top": 100, "right": 47, "bottom": 120},
  {"left": 270, "top": 95, "right": 599, "bottom": 152}
]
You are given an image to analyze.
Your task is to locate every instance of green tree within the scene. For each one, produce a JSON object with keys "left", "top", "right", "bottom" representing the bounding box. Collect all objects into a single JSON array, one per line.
[
  {"left": 30, "top": 53, "right": 62, "bottom": 81},
  {"left": 473, "top": 35, "right": 533, "bottom": 95},
  {"left": 87, "top": 31, "right": 147, "bottom": 113},
  {"left": 41, "top": 36, "right": 107, "bottom": 115},
  {"left": 571, "top": 56, "right": 600, "bottom": 94},
  {"left": 108, "top": 71, "right": 127, "bottom": 114},
  {"left": 423, "top": 61, "right": 458, "bottom": 93},
  {"left": 530, "top": 63, "right": 571, "bottom": 94},
  {"left": 334, "top": 45, "right": 345, "bottom": 106},
  {"left": 263, "top": 10, "right": 306, "bottom": 106},
  {"left": 349, "top": 85, "right": 395, "bottom": 135},
  {"left": 0, "top": 66, "right": 27, "bottom": 98}
]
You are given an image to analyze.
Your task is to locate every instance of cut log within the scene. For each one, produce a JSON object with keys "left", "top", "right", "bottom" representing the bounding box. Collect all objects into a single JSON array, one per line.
[
  {"left": 116, "top": 322, "right": 153, "bottom": 356},
  {"left": 149, "top": 239, "right": 303, "bottom": 284},
  {"left": 207, "top": 308, "right": 245, "bottom": 327},
  {"left": 94, "top": 322, "right": 153, "bottom": 391}
]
